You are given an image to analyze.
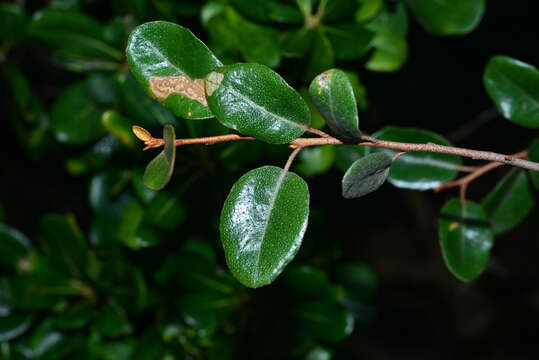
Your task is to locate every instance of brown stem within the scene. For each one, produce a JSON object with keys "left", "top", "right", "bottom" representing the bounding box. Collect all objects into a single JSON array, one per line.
[
  {"left": 283, "top": 147, "right": 303, "bottom": 173},
  {"left": 132, "top": 126, "right": 539, "bottom": 172}
]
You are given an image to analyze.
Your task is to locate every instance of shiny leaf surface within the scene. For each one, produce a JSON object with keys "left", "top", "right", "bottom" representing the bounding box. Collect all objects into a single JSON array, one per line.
[
  {"left": 342, "top": 152, "right": 391, "bottom": 199},
  {"left": 439, "top": 199, "right": 493, "bottom": 282},
  {"left": 220, "top": 166, "right": 309, "bottom": 287},
  {"left": 206, "top": 63, "right": 310, "bottom": 144},
  {"left": 484, "top": 56, "right": 539, "bottom": 127},
  {"left": 372, "top": 126, "right": 461, "bottom": 190},
  {"left": 126, "top": 21, "right": 222, "bottom": 119},
  {"left": 309, "top": 69, "right": 361, "bottom": 139},
  {"left": 481, "top": 169, "right": 534, "bottom": 235}
]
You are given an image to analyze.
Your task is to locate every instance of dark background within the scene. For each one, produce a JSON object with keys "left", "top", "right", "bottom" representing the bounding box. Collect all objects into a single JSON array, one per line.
[{"left": 2, "top": 1, "right": 539, "bottom": 359}]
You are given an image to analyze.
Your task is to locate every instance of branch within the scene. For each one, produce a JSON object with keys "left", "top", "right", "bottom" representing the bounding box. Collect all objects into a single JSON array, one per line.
[{"left": 132, "top": 126, "right": 539, "bottom": 172}]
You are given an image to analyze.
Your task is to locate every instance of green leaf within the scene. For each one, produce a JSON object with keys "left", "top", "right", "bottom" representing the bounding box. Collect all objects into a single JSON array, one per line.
[
  {"left": 0, "top": 313, "right": 33, "bottom": 342},
  {"left": 406, "top": 0, "right": 485, "bottom": 36},
  {"left": 297, "top": 300, "right": 354, "bottom": 343},
  {"left": 309, "top": 69, "right": 362, "bottom": 139},
  {"left": 39, "top": 214, "right": 88, "bottom": 276},
  {"left": 334, "top": 145, "right": 367, "bottom": 173},
  {"left": 481, "top": 169, "right": 535, "bottom": 235},
  {"left": 342, "top": 152, "right": 391, "bottom": 199},
  {"left": 439, "top": 199, "right": 493, "bottom": 282},
  {"left": 143, "top": 124, "right": 176, "bottom": 190},
  {"left": 205, "top": 63, "right": 310, "bottom": 144},
  {"left": 29, "top": 8, "right": 122, "bottom": 60},
  {"left": 284, "top": 266, "right": 336, "bottom": 300},
  {"left": 304, "top": 29, "right": 334, "bottom": 82},
  {"left": 372, "top": 126, "right": 461, "bottom": 190},
  {"left": 54, "top": 301, "right": 95, "bottom": 330},
  {"left": 356, "top": 0, "right": 384, "bottom": 23},
  {"left": 231, "top": 0, "right": 303, "bottom": 24},
  {"left": 220, "top": 166, "right": 310, "bottom": 287},
  {"left": 118, "top": 73, "right": 179, "bottom": 128},
  {"left": 324, "top": 24, "right": 374, "bottom": 61},
  {"left": 0, "top": 3, "right": 28, "bottom": 48},
  {"left": 95, "top": 302, "right": 132, "bottom": 338},
  {"left": 483, "top": 56, "right": 539, "bottom": 128},
  {"left": 335, "top": 262, "right": 378, "bottom": 302},
  {"left": 50, "top": 79, "right": 107, "bottom": 145},
  {"left": 280, "top": 29, "right": 314, "bottom": 58},
  {"left": 126, "top": 21, "right": 222, "bottom": 119},
  {"left": 145, "top": 191, "right": 186, "bottom": 230},
  {"left": 0, "top": 224, "right": 31, "bottom": 269},
  {"left": 296, "top": 146, "right": 335, "bottom": 178},
  {"left": 101, "top": 110, "right": 136, "bottom": 147}
]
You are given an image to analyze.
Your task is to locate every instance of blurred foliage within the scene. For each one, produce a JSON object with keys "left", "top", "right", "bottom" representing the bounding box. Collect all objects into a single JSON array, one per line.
[{"left": 6, "top": 0, "right": 539, "bottom": 358}]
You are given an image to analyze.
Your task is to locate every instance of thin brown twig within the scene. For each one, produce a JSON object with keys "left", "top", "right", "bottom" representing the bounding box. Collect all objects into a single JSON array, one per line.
[{"left": 283, "top": 147, "right": 303, "bottom": 173}]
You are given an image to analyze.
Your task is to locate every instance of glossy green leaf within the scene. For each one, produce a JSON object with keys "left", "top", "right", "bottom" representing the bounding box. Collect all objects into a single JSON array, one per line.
[
  {"left": 481, "top": 169, "right": 534, "bottom": 235},
  {"left": 372, "top": 126, "right": 461, "bottom": 190},
  {"left": 0, "top": 224, "right": 31, "bottom": 269},
  {"left": 324, "top": 24, "right": 374, "bottom": 61},
  {"left": 50, "top": 79, "right": 106, "bottom": 145},
  {"left": 296, "top": 146, "right": 335, "bottom": 178},
  {"left": 0, "top": 313, "right": 33, "bottom": 342},
  {"left": 118, "top": 73, "right": 179, "bottom": 128},
  {"left": 143, "top": 124, "right": 176, "bottom": 190},
  {"left": 220, "top": 166, "right": 310, "bottom": 287},
  {"left": 29, "top": 9, "right": 122, "bottom": 60},
  {"left": 0, "top": 3, "right": 28, "bottom": 48},
  {"left": 126, "top": 21, "right": 222, "bottom": 119},
  {"left": 309, "top": 69, "right": 362, "bottom": 139},
  {"left": 528, "top": 138, "right": 539, "bottom": 188},
  {"left": 345, "top": 71, "right": 368, "bottom": 110},
  {"left": 406, "top": 0, "right": 485, "bottom": 36},
  {"left": 101, "top": 110, "right": 136, "bottom": 147},
  {"left": 206, "top": 63, "right": 310, "bottom": 144},
  {"left": 342, "top": 152, "right": 391, "bottom": 199},
  {"left": 297, "top": 300, "right": 354, "bottom": 343},
  {"left": 439, "top": 199, "right": 493, "bottom": 282},
  {"left": 39, "top": 214, "right": 88, "bottom": 276},
  {"left": 484, "top": 56, "right": 539, "bottom": 128},
  {"left": 145, "top": 191, "right": 186, "bottom": 230}
]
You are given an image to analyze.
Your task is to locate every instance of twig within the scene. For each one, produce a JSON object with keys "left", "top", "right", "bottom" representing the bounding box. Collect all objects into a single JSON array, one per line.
[
  {"left": 283, "top": 147, "right": 303, "bottom": 173},
  {"left": 132, "top": 126, "right": 539, "bottom": 172}
]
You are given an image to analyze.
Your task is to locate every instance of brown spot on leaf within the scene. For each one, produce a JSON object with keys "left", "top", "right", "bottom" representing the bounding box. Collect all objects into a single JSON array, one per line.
[{"left": 150, "top": 75, "right": 207, "bottom": 106}]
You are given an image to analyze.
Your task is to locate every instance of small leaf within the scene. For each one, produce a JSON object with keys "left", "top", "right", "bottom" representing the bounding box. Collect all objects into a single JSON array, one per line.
[
  {"left": 342, "top": 153, "right": 391, "bottom": 199},
  {"left": 484, "top": 56, "right": 539, "bottom": 128},
  {"left": 324, "top": 24, "right": 374, "bottom": 61},
  {"left": 143, "top": 124, "right": 176, "bottom": 190},
  {"left": 0, "top": 224, "right": 31, "bottom": 269},
  {"left": 439, "top": 199, "right": 493, "bottom": 282},
  {"left": 481, "top": 169, "right": 535, "bottom": 235},
  {"left": 356, "top": 0, "right": 384, "bottom": 23},
  {"left": 220, "top": 166, "right": 309, "bottom": 287},
  {"left": 309, "top": 69, "right": 362, "bottom": 139},
  {"left": 372, "top": 126, "right": 461, "bottom": 190},
  {"left": 50, "top": 79, "right": 107, "bottom": 145},
  {"left": 101, "top": 110, "right": 136, "bottom": 147},
  {"left": 297, "top": 300, "right": 354, "bottom": 343},
  {"left": 126, "top": 21, "right": 222, "bottom": 119},
  {"left": 206, "top": 63, "right": 310, "bottom": 144},
  {"left": 231, "top": 0, "right": 303, "bottom": 24},
  {"left": 296, "top": 146, "right": 335, "bottom": 178},
  {"left": 29, "top": 8, "right": 121, "bottom": 60},
  {"left": 145, "top": 191, "right": 186, "bottom": 230},
  {"left": 406, "top": 0, "right": 485, "bottom": 36}
]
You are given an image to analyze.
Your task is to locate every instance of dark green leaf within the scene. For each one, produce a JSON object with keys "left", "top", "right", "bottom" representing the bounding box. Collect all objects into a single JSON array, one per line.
[
  {"left": 439, "top": 199, "right": 493, "bottom": 282},
  {"left": 481, "top": 169, "right": 534, "bottom": 235},
  {"left": 372, "top": 126, "right": 461, "bottom": 190},
  {"left": 89, "top": 169, "right": 130, "bottom": 215},
  {"left": 284, "top": 266, "right": 336, "bottom": 300},
  {"left": 220, "top": 166, "right": 310, "bottom": 287},
  {"left": 0, "top": 3, "right": 28, "bottom": 48},
  {"left": 101, "top": 110, "right": 136, "bottom": 147},
  {"left": 39, "top": 214, "right": 88, "bottom": 276},
  {"left": 95, "top": 302, "right": 132, "bottom": 338},
  {"left": 335, "top": 262, "right": 378, "bottom": 302},
  {"left": 17, "top": 320, "right": 82, "bottom": 358},
  {"left": 0, "top": 313, "right": 33, "bottom": 342},
  {"left": 297, "top": 300, "right": 353, "bottom": 343},
  {"left": 54, "top": 301, "right": 95, "bottom": 330},
  {"left": 131, "top": 168, "right": 158, "bottom": 205},
  {"left": 206, "top": 63, "right": 310, "bottom": 144},
  {"left": 324, "top": 24, "right": 374, "bottom": 61},
  {"left": 126, "top": 21, "right": 222, "bottom": 119},
  {"left": 145, "top": 191, "right": 186, "bottom": 230},
  {"left": 342, "top": 152, "right": 391, "bottom": 199},
  {"left": 296, "top": 146, "right": 335, "bottom": 178},
  {"left": 50, "top": 79, "right": 106, "bottom": 145},
  {"left": 231, "top": 0, "right": 303, "bottom": 24},
  {"left": 484, "top": 56, "right": 539, "bottom": 128},
  {"left": 29, "top": 9, "right": 122, "bottom": 60},
  {"left": 118, "top": 199, "right": 145, "bottom": 249},
  {"left": 143, "top": 124, "right": 176, "bottom": 190},
  {"left": 406, "top": 0, "right": 485, "bottom": 36},
  {"left": 0, "top": 224, "right": 31, "bottom": 269},
  {"left": 356, "top": 0, "right": 384, "bottom": 23},
  {"left": 335, "top": 145, "right": 367, "bottom": 173},
  {"left": 304, "top": 29, "right": 334, "bottom": 82},
  {"left": 309, "top": 69, "right": 362, "bottom": 139},
  {"left": 345, "top": 71, "right": 368, "bottom": 110},
  {"left": 280, "top": 29, "right": 314, "bottom": 58}
]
